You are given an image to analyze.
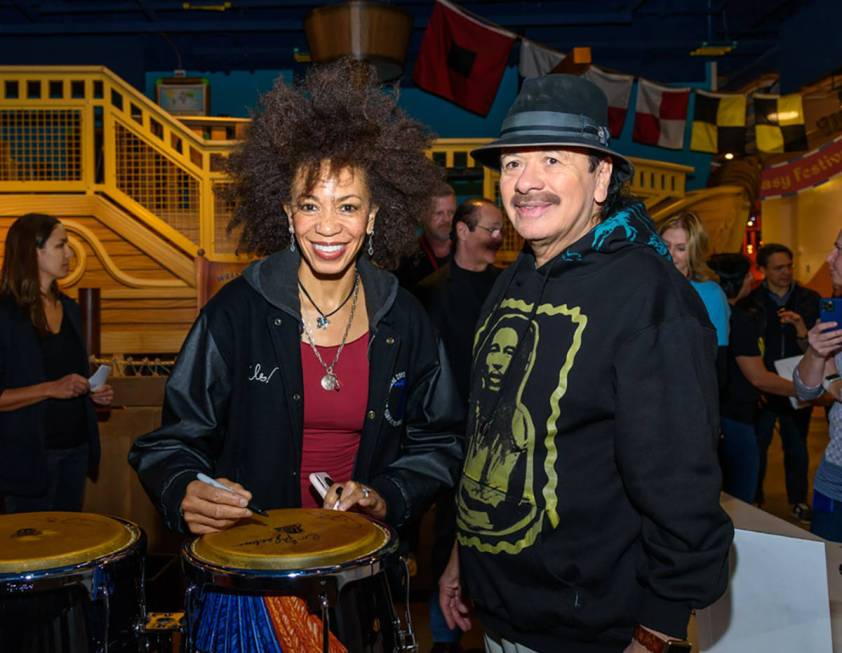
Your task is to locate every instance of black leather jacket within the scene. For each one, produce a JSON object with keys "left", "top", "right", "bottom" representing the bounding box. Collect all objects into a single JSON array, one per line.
[{"left": 128, "top": 251, "right": 465, "bottom": 533}]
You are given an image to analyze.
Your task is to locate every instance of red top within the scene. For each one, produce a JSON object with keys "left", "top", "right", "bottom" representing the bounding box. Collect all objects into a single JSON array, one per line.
[{"left": 299, "top": 332, "right": 369, "bottom": 507}]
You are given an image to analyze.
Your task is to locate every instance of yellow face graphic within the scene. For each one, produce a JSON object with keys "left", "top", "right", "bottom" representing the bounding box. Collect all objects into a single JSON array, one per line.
[
  {"left": 485, "top": 327, "right": 518, "bottom": 391},
  {"left": 459, "top": 299, "right": 588, "bottom": 555}
]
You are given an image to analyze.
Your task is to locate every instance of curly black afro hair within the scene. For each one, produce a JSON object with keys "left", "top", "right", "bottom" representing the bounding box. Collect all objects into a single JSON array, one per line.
[{"left": 226, "top": 58, "right": 443, "bottom": 269}]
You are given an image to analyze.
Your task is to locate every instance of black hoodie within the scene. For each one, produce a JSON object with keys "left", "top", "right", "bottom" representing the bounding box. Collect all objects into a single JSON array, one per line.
[{"left": 456, "top": 203, "right": 733, "bottom": 652}]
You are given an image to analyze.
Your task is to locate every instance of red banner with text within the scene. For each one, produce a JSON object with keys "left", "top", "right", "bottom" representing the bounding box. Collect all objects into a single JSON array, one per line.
[{"left": 760, "top": 135, "right": 842, "bottom": 199}]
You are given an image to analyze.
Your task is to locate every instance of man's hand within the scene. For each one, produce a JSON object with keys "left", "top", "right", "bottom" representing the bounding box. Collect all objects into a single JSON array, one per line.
[
  {"left": 180, "top": 477, "right": 253, "bottom": 534},
  {"left": 778, "top": 309, "right": 808, "bottom": 338},
  {"left": 439, "top": 542, "right": 472, "bottom": 632}
]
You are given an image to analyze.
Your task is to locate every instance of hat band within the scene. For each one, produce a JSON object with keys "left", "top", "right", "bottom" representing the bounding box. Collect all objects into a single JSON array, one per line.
[{"left": 500, "top": 111, "right": 610, "bottom": 146}]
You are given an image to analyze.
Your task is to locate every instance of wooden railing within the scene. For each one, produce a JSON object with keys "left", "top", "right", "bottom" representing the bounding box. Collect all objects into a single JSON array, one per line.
[{"left": 0, "top": 66, "right": 699, "bottom": 353}]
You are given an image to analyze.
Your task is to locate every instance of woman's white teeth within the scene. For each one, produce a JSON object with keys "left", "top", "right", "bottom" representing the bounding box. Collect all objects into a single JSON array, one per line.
[{"left": 314, "top": 243, "right": 344, "bottom": 253}]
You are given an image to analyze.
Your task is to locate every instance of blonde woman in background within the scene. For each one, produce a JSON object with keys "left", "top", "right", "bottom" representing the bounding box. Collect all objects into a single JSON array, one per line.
[{"left": 658, "top": 212, "right": 730, "bottom": 353}]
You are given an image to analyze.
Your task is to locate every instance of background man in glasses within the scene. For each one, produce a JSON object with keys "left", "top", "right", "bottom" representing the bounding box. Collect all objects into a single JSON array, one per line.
[{"left": 416, "top": 197, "right": 503, "bottom": 653}]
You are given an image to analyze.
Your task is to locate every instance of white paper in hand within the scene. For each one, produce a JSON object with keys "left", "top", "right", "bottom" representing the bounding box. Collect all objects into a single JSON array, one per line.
[{"left": 88, "top": 364, "right": 111, "bottom": 390}]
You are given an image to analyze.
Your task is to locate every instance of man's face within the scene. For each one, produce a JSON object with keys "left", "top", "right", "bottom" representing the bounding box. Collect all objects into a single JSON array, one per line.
[
  {"left": 459, "top": 203, "right": 503, "bottom": 267},
  {"left": 422, "top": 193, "right": 456, "bottom": 243},
  {"left": 498, "top": 148, "right": 610, "bottom": 262},
  {"left": 761, "top": 252, "right": 793, "bottom": 290}
]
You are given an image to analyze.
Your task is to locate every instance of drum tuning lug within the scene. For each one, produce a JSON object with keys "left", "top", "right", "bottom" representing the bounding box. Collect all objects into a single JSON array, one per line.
[{"left": 396, "top": 626, "right": 418, "bottom": 653}]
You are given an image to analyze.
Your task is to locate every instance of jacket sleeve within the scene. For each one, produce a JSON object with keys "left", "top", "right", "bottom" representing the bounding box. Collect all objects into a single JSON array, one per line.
[
  {"left": 613, "top": 315, "right": 733, "bottom": 638},
  {"left": 368, "top": 331, "right": 466, "bottom": 529},
  {"left": 127, "top": 312, "right": 233, "bottom": 532}
]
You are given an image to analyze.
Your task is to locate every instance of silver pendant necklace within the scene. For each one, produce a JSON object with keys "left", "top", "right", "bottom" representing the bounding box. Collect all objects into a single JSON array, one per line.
[
  {"left": 299, "top": 274, "right": 358, "bottom": 330},
  {"left": 300, "top": 271, "right": 360, "bottom": 391}
]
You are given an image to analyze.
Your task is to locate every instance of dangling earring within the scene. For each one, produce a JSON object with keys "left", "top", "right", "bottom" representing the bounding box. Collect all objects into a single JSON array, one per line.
[
  {"left": 367, "top": 230, "right": 374, "bottom": 257},
  {"left": 288, "top": 222, "right": 296, "bottom": 253}
]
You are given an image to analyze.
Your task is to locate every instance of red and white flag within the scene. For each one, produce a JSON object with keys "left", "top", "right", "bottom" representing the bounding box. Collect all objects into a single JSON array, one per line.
[
  {"left": 413, "top": 0, "right": 516, "bottom": 116},
  {"left": 582, "top": 66, "right": 633, "bottom": 138},
  {"left": 632, "top": 79, "right": 690, "bottom": 149}
]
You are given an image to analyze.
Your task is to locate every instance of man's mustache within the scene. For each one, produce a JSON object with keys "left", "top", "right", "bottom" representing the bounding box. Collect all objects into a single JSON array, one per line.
[{"left": 512, "top": 192, "right": 561, "bottom": 207}]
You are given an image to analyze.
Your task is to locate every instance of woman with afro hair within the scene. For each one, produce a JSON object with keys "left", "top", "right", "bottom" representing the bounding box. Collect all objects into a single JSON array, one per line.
[{"left": 129, "top": 59, "right": 465, "bottom": 539}]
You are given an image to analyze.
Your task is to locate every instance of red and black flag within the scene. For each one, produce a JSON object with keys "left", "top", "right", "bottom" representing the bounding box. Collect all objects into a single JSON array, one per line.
[{"left": 413, "top": 0, "right": 516, "bottom": 116}]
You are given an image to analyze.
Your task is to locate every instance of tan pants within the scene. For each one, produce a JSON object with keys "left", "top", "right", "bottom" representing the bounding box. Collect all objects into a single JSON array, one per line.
[{"left": 484, "top": 633, "right": 541, "bottom": 653}]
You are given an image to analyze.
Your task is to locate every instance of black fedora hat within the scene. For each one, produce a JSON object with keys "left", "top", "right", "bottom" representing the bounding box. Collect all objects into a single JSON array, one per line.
[{"left": 471, "top": 74, "right": 633, "bottom": 181}]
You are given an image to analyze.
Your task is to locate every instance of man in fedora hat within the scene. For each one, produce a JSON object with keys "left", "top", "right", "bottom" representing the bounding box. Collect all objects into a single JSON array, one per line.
[{"left": 438, "top": 74, "right": 733, "bottom": 653}]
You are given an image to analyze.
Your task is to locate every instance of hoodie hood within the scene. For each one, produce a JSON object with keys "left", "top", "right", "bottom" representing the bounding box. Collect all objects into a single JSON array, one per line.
[
  {"left": 242, "top": 248, "right": 400, "bottom": 329},
  {"left": 526, "top": 201, "right": 670, "bottom": 274}
]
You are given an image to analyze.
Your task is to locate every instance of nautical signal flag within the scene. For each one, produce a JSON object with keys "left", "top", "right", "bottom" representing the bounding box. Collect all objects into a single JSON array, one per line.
[
  {"left": 519, "top": 39, "right": 565, "bottom": 79},
  {"left": 413, "top": 0, "right": 516, "bottom": 116},
  {"left": 753, "top": 93, "right": 808, "bottom": 153},
  {"left": 632, "top": 79, "right": 690, "bottom": 149},
  {"left": 690, "top": 90, "right": 747, "bottom": 154},
  {"left": 582, "top": 66, "right": 633, "bottom": 138}
]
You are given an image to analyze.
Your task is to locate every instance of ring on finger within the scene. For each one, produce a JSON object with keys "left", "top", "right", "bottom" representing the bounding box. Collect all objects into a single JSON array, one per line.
[{"left": 362, "top": 486, "right": 370, "bottom": 499}]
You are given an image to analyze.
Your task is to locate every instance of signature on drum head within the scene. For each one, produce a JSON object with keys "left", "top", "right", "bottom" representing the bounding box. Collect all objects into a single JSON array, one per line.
[
  {"left": 12, "top": 528, "right": 42, "bottom": 538},
  {"left": 236, "top": 524, "right": 320, "bottom": 548}
]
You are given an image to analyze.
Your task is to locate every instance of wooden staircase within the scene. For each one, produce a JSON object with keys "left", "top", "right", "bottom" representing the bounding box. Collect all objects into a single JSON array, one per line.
[{"left": 0, "top": 66, "right": 721, "bottom": 354}]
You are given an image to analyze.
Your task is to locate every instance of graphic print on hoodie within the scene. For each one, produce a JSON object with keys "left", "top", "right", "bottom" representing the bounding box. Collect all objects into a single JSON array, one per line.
[{"left": 457, "top": 202, "right": 668, "bottom": 555}]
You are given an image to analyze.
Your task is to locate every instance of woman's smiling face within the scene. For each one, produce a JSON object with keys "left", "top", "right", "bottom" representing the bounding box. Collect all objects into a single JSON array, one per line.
[{"left": 286, "top": 162, "right": 378, "bottom": 278}]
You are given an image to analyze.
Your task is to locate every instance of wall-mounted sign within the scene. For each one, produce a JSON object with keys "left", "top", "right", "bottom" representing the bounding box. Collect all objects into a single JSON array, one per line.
[{"left": 156, "top": 77, "right": 210, "bottom": 116}]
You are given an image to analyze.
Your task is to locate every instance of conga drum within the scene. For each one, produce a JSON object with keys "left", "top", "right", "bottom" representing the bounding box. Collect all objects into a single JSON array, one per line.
[
  {"left": 0, "top": 512, "right": 146, "bottom": 653},
  {"left": 182, "top": 508, "right": 415, "bottom": 653}
]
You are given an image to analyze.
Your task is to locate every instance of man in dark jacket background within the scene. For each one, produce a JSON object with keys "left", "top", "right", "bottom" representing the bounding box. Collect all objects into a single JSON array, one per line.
[
  {"left": 748, "top": 243, "right": 820, "bottom": 521},
  {"left": 438, "top": 74, "right": 733, "bottom": 653},
  {"left": 416, "top": 197, "right": 503, "bottom": 653}
]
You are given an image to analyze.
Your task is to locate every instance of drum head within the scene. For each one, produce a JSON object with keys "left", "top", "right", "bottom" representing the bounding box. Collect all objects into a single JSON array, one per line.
[
  {"left": 0, "top": 512, "right": 138, "bottom": 574},
  {"left": 190, "top": 509, "right": 391, "bottom": 571}
]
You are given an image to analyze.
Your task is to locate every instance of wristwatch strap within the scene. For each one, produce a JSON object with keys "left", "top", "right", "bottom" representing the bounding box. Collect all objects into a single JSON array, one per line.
[{"left": 633, "top": 625, "right": 692, "bottom": 653}]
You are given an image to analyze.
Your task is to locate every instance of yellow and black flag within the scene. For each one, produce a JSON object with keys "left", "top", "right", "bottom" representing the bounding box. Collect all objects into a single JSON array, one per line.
[
  {"left": 690, "top": 90, "right": 747, "bottom": 154},
  {"left": 753, "top": 93, "right": 808, "bottom": 153}
]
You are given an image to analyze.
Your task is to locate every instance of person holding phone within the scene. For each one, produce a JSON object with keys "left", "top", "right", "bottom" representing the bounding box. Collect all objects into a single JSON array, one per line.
[
  {"left": 0, "top": 213, "right": 113, "bottom": 512},
  {"left": 128, "top": 60, "right": 464, "bottom": 536},
  {"left": 794, "top": 229, "right": 842, "bottom": 541}
]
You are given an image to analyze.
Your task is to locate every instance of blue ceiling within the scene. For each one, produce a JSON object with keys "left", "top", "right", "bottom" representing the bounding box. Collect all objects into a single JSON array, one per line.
[{"left": 0, "top": 0, "right": 826, "bottom": 91}]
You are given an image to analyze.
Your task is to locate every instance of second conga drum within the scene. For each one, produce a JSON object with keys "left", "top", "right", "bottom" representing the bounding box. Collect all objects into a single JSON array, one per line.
[
  {"left": 182, "top": 508, "right": 411, "bottom": 653},
  {"left": 0, "top": 511, "right": 146, "bottom": 653}
]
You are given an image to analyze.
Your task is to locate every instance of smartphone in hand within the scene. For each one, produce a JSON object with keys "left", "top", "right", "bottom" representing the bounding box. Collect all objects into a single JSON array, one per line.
[
  {"left": 819, "top": 297, "right": 842, "bottom": 326},
  {"left": 308, "top": 472, "right": 334, "bottom": 499}
]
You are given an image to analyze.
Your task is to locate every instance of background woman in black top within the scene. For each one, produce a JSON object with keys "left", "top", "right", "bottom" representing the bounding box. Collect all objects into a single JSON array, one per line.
[{"left": 0, "top": 213, "right": 113, "bottom": 512}]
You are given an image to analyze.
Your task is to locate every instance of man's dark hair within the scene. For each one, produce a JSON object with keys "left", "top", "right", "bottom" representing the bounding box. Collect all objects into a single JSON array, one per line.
[
  {"left": 587, "top": 153, "right": 636, "bottom": 221},
  {"left": 756, "top": 243, "right": 793, "bottom": 268},
  {"left": 708, "top": 253, "right": 750, "bottom": 300},
  {"left": 450, "top": 198, "right": 497, "bottom": 243},
  {"left": 225, "top": 58, "right": 443, "bottom": 269}
]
